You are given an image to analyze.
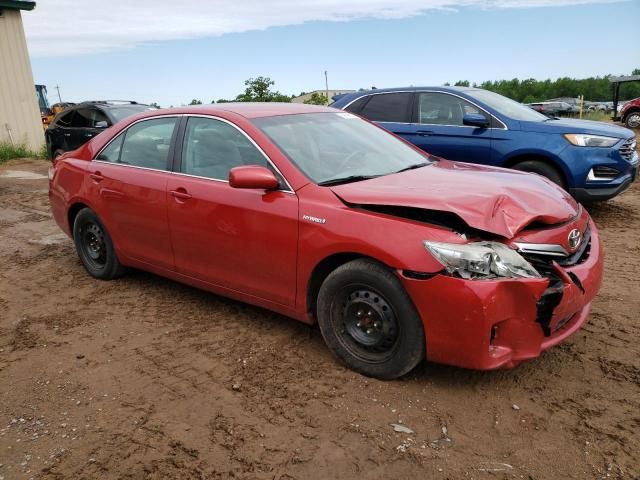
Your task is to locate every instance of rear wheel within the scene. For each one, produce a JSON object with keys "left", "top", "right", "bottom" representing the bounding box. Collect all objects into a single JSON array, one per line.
[
  {"left": 624, "top": 111, "right": 640, "bottom": 129},
  {"left": 53, "top": 148, "right": 65, "bottom": 159},
  {"left": 512, "top": 160, "right": 565, "bottom": 188},
  {"left": 73, "top": 208, "right": 125, "bottom": 280},
  {"left": 316, "top": 259, "right": 425, "bottom": 380}
]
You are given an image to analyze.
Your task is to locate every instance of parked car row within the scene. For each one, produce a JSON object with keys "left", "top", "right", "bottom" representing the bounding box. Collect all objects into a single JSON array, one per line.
[{"left": 49, "top": 103, "right": 608, "bottom": 379}]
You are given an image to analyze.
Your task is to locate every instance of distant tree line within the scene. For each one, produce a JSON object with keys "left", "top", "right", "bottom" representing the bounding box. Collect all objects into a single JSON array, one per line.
[
  {"left": 447, "top": 69, "right": 640, "bottom": 103},
  {"left": 151, "top": 70, "right": 640, "bottom": 107}
]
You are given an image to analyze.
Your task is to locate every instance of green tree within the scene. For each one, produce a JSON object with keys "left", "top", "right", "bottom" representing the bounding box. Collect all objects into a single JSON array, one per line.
[
  {"left": 454, "top": 80, "right": 470, "bottom": 87},
  {"left": 303, "top": 92, "right": 328, "bottom": 105},
  {"left": 189, "top": 99, "right": 203, "bottom": 105},
  {"left": 235, "top": 76, "right": 291, "bottom": 103},
  {"left": 149, "top": 102, "right": 161, "bottom": 108}
]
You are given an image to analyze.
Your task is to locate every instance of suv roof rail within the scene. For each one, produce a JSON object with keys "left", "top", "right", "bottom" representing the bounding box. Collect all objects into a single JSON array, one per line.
[{"left": 79, "top": 100, "right": 143, "bottom": 106}]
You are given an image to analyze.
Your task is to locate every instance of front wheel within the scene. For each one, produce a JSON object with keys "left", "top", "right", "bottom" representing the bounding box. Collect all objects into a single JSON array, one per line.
[
  {"left": 316, "top": 259, "right": 425, "bottom": 380},
  {"left": 73, "top": 208, "right": 125, "bottom": 280},
  {"left": 624, "top": 112, "right": 640, "bottom": 129},
  {"left": 512, "top": 160, "right": 565, "bottom": 188}
]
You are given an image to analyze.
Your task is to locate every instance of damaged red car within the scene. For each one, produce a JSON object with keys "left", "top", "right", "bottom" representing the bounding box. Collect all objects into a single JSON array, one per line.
[{"left": 49, "top": 104, "right": 603, "bottom": 379}]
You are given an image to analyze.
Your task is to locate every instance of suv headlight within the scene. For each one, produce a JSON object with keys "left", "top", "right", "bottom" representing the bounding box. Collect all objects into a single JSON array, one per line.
[
  {"left": 424, "top": 241, "right": 541, "bottom": 280},
  {"left": 564, "top": 134, "right": 619, "bottom": 148}
]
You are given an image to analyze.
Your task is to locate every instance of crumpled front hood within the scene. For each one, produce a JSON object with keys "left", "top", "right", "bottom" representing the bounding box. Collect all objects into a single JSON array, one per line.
[{"left": 330, "top": 160, "right": 579, "bottom": 238}]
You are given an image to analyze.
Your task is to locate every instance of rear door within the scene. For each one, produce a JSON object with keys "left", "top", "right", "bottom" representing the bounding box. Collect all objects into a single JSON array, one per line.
[
  {"left": 352, "top": 92, "right": 416, "bottom": 138},
  {"left": 86, "top": 116, "right": 179, "bottom": 270},
  {"left": 166, "top": 115, "right": 298, "bottom": 306}
]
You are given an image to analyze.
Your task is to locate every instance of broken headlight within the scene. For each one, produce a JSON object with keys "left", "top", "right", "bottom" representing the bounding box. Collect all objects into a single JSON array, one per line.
[{"left": 424, "top": 241, "right": 541, "bottom": 280}]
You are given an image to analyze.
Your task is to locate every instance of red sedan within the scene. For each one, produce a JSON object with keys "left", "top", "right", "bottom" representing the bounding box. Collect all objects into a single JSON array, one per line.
[{"left": 49, "top": 104, "right": 603, "bottom": 379}]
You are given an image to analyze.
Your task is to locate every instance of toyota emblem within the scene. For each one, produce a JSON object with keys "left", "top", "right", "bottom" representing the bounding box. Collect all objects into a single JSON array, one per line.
[{"left": 568, "top": 229, "right": 581, "bottom": 250}]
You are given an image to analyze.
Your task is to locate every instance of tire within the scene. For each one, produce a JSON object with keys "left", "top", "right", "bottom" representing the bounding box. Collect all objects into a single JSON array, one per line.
[
  {"left": 53, "top": 148, "right": 65, "bottom": 159},
  {"left": 316, "top": 259, "right": 425, "bottom": 380},
  {"left": 72, "top": 208, "right": 125, "bottom": 280},
  {"left": 624, "top": 111, "right": 640, "bottom": 129},
  {"left": 512, "top": 160, "right": 565, "bottom": 188}
]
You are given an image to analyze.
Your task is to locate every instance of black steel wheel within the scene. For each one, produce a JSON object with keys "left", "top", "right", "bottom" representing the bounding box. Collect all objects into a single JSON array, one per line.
[
  {"left": 317, "top": 259, "right": 425, "bottom": 379},
  {"left": 73, "top": 208, "right": 125, "bottom": 280}
]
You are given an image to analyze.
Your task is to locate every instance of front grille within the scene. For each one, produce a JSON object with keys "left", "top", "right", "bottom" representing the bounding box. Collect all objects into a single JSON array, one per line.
[
  {"left": 593, "top": 166, "right": 620, "bottom": 178},
  {"left": 520, "top": 225, "right": 591, "bottom": 276},
  {"left": 619, "top": 138, "right": 637, "bottom": 163}
]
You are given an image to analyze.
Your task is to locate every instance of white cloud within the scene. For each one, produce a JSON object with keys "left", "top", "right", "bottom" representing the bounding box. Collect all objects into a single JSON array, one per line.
[{"left": 23, "top": 0, "right": 623, "bottom": 56}]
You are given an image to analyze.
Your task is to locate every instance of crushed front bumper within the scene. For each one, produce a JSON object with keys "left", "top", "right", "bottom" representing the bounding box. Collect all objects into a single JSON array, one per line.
[{"left": 399, "top": 222, "right": 604, "bottom": 370}]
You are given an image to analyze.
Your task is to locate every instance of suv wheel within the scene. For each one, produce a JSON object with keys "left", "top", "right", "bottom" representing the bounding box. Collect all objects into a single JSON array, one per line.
[
  {"left": 512, "top": 160, "right": 564, "bottom": 188},
  {"left": 53, "top": 148, "right": 65, "bottom": 159},
  {"left": 316, "top": 259, "right": 425, "bottom": 379},
  {"left": 624, "top": 111, "right": 640, "bottom": 129}
]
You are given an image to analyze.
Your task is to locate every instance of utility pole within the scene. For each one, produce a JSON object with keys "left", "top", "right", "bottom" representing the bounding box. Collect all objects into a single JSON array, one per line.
[
  {"left": 324, "top": 70, "right": 329, "bottom": 106},
  {"left": 55, "top": 85, "right": 62, "bottom": 103}
]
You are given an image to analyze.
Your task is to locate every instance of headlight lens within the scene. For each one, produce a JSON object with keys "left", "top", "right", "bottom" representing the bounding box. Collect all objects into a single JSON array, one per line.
[
  {"left": 424, "top": 241, "right": 541, "bottom": 280},
  {"left": 564, "top": 134, "right": 619, "bottom": 148}
]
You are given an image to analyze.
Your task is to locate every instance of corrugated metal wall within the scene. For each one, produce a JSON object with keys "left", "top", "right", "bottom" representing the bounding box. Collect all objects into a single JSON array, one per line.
[{"left": 0, "top": 8, "right": 44, "bottom": 151}]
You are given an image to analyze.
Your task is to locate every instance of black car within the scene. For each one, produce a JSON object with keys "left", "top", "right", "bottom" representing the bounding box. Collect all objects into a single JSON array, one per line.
[{"left": 45, "top": 101, "right": 156, "bottom": 159}]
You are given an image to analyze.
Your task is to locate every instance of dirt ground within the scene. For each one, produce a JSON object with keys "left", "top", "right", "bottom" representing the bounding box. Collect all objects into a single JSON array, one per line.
[{"left": 0, "top": 148, "right": 639, "bottom": 480}]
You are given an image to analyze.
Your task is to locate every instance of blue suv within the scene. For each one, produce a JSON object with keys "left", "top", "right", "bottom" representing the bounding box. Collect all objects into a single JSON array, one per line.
[{"left": 331, "top": 87, "right": 638, "bottom": 201}]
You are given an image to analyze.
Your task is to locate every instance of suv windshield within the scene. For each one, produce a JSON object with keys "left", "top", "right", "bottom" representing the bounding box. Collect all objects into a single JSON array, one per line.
[
  {"left": 108, "top": 105, "right": 156, "bottom": 122},
  {"left": 253, "top": 112, "right": 432, "bottom": 185},
  {"left": 466, "top": 89, "right": 548, "bottom": 122}
]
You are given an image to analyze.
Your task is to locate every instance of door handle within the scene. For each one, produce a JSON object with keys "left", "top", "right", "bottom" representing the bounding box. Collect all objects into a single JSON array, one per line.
[
  {"left": 416, "top": 130, "right": 434, "bottom": 136},
  {"left": 170, "top": 189, "right": 192, "bottom": 201},
  {"left": 89, "top": 172, "right": 104, "bottom": 182}
]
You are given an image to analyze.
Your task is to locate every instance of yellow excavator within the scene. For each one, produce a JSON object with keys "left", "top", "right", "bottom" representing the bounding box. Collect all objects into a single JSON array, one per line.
[{"left": 35, "top": 85, "right": 73, "bottom": 130}]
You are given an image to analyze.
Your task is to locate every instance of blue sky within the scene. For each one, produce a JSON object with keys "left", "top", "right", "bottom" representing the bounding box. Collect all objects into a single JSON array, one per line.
[{"left": 25, "top": 0, "right": 639, "bottom": 107}]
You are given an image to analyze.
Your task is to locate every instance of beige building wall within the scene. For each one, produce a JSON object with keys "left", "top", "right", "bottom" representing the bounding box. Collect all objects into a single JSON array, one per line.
[{"left": 0, "top": 8, "right": 43, "bottom": 151}]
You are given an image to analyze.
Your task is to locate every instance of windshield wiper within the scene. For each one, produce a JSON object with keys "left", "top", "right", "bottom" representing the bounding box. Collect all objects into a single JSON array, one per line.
[
  {"left": 317, "top": 175, "right": 379, "bottom": 186},
  {"left": 393, "top": 162, "right": 430, "bottom": 174}
]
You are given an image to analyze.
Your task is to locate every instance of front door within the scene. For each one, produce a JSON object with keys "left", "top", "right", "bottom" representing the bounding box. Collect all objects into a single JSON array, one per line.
[
  {"left": 407, "top": 92, "right": 493, "bottom": 165},
  {"left": 85, "top": 116, "right": 179, "bottom": 270},
  {"left": 166, "top": 116, "right": 298, "bottom": 306}
]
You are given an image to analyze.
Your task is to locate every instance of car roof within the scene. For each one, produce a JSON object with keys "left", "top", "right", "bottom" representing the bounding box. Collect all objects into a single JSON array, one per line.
[
  {"left": 331, "top": 86, "right": 479, "bottom": 105},
  {"left": 131, "top": 102, "right": 337, "bottom": 120}
]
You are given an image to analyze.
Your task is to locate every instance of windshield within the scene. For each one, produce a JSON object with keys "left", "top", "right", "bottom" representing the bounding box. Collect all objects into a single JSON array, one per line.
[
  {"left": 109, "top": 106, "right": 157, "bottom": 122},
  {"left": 466, "top": 89, "right": 549, "bottom": 122},
  {"left": 252, "top": 112, "right": 432, "bottom": 185}
]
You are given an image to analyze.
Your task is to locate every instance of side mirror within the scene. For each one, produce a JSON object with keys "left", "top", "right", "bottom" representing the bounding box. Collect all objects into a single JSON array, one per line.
[
  {"left": 229, "top": 165, "right": 280, "bottom": 190},
  {"left": 95, "top": 120, "right": 109, "bottom": 128},
  {"left": 463, "top": 113, "right": 490, "bottom": 128}
]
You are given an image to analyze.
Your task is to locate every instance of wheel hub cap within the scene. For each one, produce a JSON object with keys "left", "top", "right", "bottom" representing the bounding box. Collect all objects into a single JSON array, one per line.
[{"left": 342, "top": 289, "right": 397, "bottom": 352}]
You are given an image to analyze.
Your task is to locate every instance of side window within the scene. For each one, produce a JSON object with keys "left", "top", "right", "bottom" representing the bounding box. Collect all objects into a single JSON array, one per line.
[
  {"left": 344, "top": 96, "right": 370, "bottom": 115},
  {"left": 96, "top": 134, "right": 124, "bottom": 162},
  {"left": 181, "top": 117, "right": 269, "bottom": 181},
  {"left": 418, "top": 92, "right": 482, "bottom": 126},
  {"left": 119, "top": 117, "right": 178, "bottom": 170},
  {"left": 56, "top": 111, "right": 75, "bottom": 127},
  {"left": 71, "top": 108, "right": 109, "bottom": 128},
  {"left": 70, "top": 108, "right": 93, "bottom": 128},
  {"left": 359, "top": 93, "right": 412, "bottom": 123}
]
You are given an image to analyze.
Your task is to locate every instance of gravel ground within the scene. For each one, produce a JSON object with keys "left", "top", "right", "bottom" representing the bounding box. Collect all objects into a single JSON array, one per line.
[{"left": 0, "top": 146, "right": 639, "bottom": 479}]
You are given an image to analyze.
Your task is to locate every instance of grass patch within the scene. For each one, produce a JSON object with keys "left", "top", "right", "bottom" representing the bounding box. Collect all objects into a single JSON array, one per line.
[{"left": 0, "top": 141, "right": 47, "bottom": 164}]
